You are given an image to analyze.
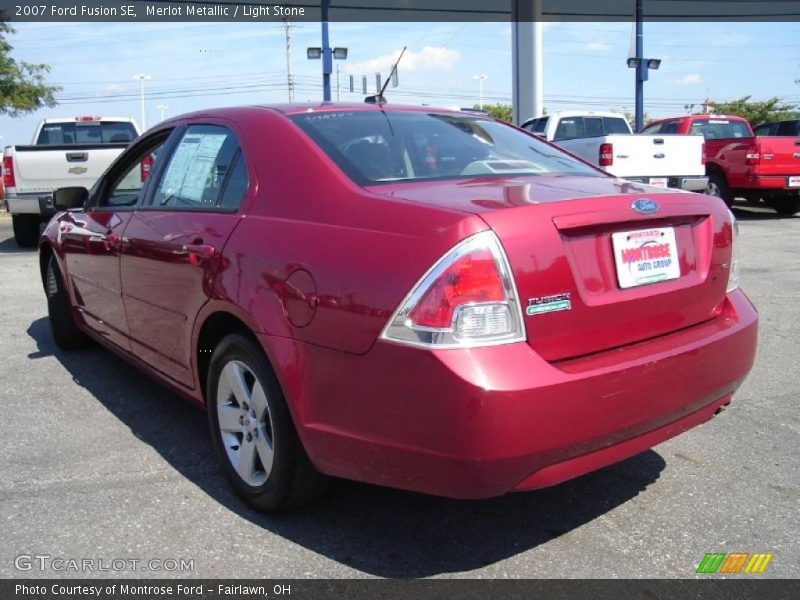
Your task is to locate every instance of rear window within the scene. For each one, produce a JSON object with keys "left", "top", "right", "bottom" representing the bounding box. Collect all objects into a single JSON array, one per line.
[
  {"left": 36, "top": 121, "right": 138, "bottom": 146},
  {"left": 689, "top": 119, "right": 751, "bottom": 140},
  {"left": 290, "top": 111, "right": 601, "bottom": 185},
  {"left": 553, "top": 116, "right": 630, "bottom": 140}
]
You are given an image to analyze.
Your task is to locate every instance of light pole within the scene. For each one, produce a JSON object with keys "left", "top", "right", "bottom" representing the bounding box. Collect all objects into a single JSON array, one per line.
[
  {"left": 474, "top": 74, "right": 488, "bottom": 109},
  {"left": 133, "top": 74, "right": 151, "bottom": 131},
  {"left": 157, "top": 104, "right": 168, "bottom": 122}
]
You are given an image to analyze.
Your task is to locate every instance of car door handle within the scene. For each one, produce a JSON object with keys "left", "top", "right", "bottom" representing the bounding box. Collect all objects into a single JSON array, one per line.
[
  {"left": 182, "top": 242, "right": 218, "bottom": 263},
  {"left": 103, "top": 230, "right": 121, "bottom": 251}
]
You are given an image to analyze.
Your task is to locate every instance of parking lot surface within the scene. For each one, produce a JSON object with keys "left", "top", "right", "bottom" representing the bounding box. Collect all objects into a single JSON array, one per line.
[{"left": 0, "top": 205, "right": 797, "bottom": 579}]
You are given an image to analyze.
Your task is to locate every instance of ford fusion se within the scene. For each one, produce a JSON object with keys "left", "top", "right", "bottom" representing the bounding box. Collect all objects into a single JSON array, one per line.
[{"left": 39, "top": 104, "right": 757, "bottom": 510}]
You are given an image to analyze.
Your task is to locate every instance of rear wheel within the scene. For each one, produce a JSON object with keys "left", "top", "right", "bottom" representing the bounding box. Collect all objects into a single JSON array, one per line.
[
  {"left": 45, "top": 255, "right": 91, "bottom": 350},
  {"left": 207, "top": 334, "right": 329, "bottom": 511},
  {"left": 705, "top": 172, "right": 733, "bottom": 207},
  {"left": 12, "top": 214, "right": 41, "bottom": 247},
  {"left": 769, "top": 196, "right": 800, "bottom": 216}
]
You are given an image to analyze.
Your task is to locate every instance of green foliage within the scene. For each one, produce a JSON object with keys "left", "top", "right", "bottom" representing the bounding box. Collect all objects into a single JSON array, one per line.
[
  {"left": 0, "top": 21, "right": 60, "bottom": 117},
  {"left": 708, "top": 96, "right": 798, "bottom": 127},
  {"left": 476, "top": 103, "right": 513, "bottom": 122}
]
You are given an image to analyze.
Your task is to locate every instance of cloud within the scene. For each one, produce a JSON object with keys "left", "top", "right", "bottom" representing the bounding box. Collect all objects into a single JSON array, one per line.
[
  {"left": 346, "top": 46, "right": 460, "bottom": 76},
  {"left": 585, "top": 41, "right": 611, "bottom": 51},
  {"left": 672, "top": 73, "right": 703, "bottom": 85}
]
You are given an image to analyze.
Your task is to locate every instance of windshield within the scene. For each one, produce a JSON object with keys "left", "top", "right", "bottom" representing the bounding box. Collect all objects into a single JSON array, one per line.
[
  {"left": 289, "top": 110, "right": 602, "bottom": 185},
  {"left": 36, "top": 121, "right": 138, "bottom": 146}
]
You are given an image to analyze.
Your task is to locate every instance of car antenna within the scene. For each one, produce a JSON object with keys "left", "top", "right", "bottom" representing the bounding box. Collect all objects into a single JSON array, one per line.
[{"left": 365, "top": 46, "right": 406, "bottom": 106}]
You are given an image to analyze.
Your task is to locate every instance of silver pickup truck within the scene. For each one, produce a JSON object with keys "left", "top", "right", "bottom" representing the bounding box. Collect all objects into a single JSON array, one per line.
[{"left": 3, "top": 117, "right": 140, "bottom": 246}]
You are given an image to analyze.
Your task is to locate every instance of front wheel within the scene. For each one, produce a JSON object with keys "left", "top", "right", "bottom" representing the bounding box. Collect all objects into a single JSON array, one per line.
[
  {"left": 207, "top": 334, "right": 329, "bottom": 511},
  {"left": 12, "top": 214, "right": 41, "bottom": 247},
  {"left": 45, "top": 255, "right": 91, "bottom": 350}
]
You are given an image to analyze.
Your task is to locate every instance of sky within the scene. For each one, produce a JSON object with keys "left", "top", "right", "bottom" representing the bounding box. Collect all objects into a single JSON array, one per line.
[{"left": 2, "top": 19, "right": 799, "bottom": 146}]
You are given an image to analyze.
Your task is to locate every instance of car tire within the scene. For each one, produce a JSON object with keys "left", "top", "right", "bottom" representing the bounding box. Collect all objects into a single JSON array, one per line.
[
  {"left": 769, "top": 196, "right": 800, "bottom": 217},
  {"left": 705, "top": 172, "right": 733, "bottom": 207},
  {"left": 45, "top": 255, "right": 91, "bottom": 350},
  {"left": 207, "top": 333, "right": 329, "bottom": 511},
  {"left": 12, "top": 214, "right": 41, "bottom": 248}
]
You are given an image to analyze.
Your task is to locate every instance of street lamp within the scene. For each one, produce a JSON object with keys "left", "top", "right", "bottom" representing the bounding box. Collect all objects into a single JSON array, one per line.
[
  {"left": 474, "top": 74, "right": 488, "bottom": 110},
  {"left": 133, "top": 74, "right": 151, "bottom": 131}
]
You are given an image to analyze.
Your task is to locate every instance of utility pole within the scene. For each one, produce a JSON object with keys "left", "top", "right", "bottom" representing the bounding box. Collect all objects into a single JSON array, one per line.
[
  {"left": 133, "top": 74, "right": 151, "bottom": 131},
  {"left": 511, "top": 0, "right": 543, "bottom": 125},
  {"left": 634, "top": 0, "right": 644, "bottom": 132},
  {"left": 157, "top": 104, "right": 168, "bottom": 121},
  {"left": 284, "top": 19, "right": 295, "bottom": 102}
]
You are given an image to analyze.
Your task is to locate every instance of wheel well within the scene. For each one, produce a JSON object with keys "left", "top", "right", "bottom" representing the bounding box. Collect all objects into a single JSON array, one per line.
[
  {"left": 39, "top": 244, "right": 53, "bottom": 290},
  {"left": 196, "top": 312, "right": 257, "bottom": 403},
  {"left": 705, "top": 163, "right": 725, "bottom": 180}
]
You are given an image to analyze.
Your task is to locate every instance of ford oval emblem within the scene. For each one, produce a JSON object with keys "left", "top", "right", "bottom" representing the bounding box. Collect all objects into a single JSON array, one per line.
[{"left": 632, "top": 198, "right": 659, "bottom": 215}]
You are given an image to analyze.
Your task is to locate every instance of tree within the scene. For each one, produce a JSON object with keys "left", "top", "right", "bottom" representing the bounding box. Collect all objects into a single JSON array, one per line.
[
  {"left": 620, "top": 110, "right": 650, "bottom": 130},
  {"left": 708, "top": 96, "right": 798, "bottom": 127},
  {"left": 476, "top": 103, "right": 513, "bottom": 122},
  {"left": 0, "top": 21, "right": 59, "bottom": 117}
]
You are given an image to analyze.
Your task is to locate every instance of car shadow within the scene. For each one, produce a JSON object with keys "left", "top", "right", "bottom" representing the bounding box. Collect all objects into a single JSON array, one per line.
[
  {"left": 731, "top": 201, "right": 797, "bottom": 221},
  {"left": 27, "top": 316, "right": 666, "bottom": 578},
  {"left": 0, "top": 234, "right": 36, "bottom": 254}
]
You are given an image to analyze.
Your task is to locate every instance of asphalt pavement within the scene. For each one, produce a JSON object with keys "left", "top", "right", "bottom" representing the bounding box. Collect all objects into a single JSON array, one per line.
[{"left": 0, "top": 204, "right": 797, "bottom": 579}]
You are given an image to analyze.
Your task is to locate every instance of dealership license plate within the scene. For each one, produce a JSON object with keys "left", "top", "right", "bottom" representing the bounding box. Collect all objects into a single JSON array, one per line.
[
  {"left": 789, "top": 176, "right": 800, "bottom": 187},
  {"left": 612, "top": 227, "right": 681, "bottom": 289},
  {"left": 649, "top": 177, "right": 668, "bottom": 188}
]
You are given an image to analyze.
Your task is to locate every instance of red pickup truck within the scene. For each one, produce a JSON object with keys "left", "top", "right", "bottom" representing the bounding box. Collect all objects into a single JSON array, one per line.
[{"left": 642, "top": 114, "right": 800, "bottom": 216}]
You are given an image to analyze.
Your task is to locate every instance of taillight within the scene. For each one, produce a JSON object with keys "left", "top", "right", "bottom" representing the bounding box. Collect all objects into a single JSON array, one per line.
[
  {"left": 745, "top": 144, "right": 760, "bottom": 165},
  {"left": 140, "top": 155, "right": 153, "bottom": 182},
  {"left": 599, "top": 142, "right": 614, "bottom": 166},
  {"left": 380, "top": 231, "right": 525, "bottom": 348},
  {"left": 701, "top": 142, "right": 707, "bottom": 165},
  {"left": 726, "top": 209, "right": 740, "bottom": 293},
  {"left": 3, "top": 156, "right": 15, "bottom": 188}
]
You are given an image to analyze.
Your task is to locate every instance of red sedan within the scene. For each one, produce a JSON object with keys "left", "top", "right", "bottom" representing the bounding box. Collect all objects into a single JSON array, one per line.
[{"left": 40, "top": 104, "right": 757, "bottom": 510}]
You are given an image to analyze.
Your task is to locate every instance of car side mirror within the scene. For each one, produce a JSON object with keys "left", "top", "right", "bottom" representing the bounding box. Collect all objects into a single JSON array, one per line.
[{"left": 53, "top": 187, "right": 88, "bottom": 211}]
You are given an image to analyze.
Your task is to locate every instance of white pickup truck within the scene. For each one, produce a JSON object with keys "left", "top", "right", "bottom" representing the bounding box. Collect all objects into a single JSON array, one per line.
[
  {"left": 522, "top": 111, "right": 707, "bottom": 193},
  {"left": 3, "top": 116, "right": 140, "bottom": 246}
]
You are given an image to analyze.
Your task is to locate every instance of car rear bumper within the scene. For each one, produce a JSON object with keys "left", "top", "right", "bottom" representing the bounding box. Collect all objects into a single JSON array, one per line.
[
  {"left": 271, "top": 289, "right": 757, "bottom": 499},
  {"left": 624, "top": 176, "right": 708, "bottom": 192},
  {"left": 5, "top": 193, "right": 55, "bottom": 217},
  {"left": 744, "top": 175, "right": 800, "bottom": 191}
]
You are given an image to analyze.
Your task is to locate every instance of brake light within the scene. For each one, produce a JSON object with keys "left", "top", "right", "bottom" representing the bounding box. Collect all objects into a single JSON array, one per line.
[
  {"left": 599, "top": 142, "right": 614, "bottom": 166},
  {"left": 76, "top": 116, "right": 101, "bottom": 121},
  {"left": 3, "top": 156, "right": 15, "bottom": 188},
  {"left": 745, "top": 143, "right": 760, "bottom": 165},
  {"left": 701, "top": 142, "right": 707, "bottom": 165},
  {"left": 140, "top": 155, "right": 153, "bottom": 182},
  {"left": 381, "top": 231, "right": 525, "bottom": 348}
]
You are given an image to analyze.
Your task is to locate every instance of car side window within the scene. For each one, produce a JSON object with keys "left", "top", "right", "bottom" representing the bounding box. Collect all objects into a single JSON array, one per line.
[
  {"left": 150, "top": 125, "right": 244, "bottom": 210},
  {"left": 662, "top": 121, "right": 679, "bottom": 134},
  {"left": 99, "top": 137, "right": 168, "bottom": 209},
  {"left": 218, "top": 153, "right": 249, "bottom": 209},
  {"left": 641, "top": 123, "right": 662, "bottom": 134}
]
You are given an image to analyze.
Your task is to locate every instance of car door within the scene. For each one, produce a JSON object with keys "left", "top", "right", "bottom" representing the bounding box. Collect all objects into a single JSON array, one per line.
[
  {"left": 60, "top": 131, "right": 172, "bottom": 350},
  {"left": 120, "top": 122, "right": 252, "bottom": 389}
]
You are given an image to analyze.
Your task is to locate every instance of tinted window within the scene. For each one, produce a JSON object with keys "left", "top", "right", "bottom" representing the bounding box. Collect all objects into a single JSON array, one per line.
[
  {"left": 151, "top": 125, "right": 243, "bottom": 209},
  {"left": 553, "top": 117, "right": 585, "bottom": 141},
  {"left": 532, "top": 117, "right": 549, "bottom": 134},
  {"left": 776, "top": 121, "right": 800, "bottom": 136},
  {"left": 290, "top": 111, "right": 601, "bottom": 185},
  {"left": 662, "top": 121, "right": 679, "bottom": 134},
  {"left": 102, "top": 141, "right": 166, "bottom": 208},
  {"left": 689, "top": 119, "right": 751, "bottom": 140},
  {"left": 37, "top": 121, "right": 138, "bottom": 145},
  {"left": 218, "top": 153, "right": 249, "bottom": 209},
  {"left": 603, "top": 117, "right": 631, "bottom": 134},
  {"left": 641, "top": 123, "right": 663, "bottom": 134},
  {"left": 584, "top": 117, "right": 603, "bottom": 137}
]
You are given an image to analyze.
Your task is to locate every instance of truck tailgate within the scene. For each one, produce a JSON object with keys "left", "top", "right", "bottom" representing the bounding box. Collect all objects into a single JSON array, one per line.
[
  {"left": 11, "top": 143, "right": 128, "bottom": 194},
  {"left": 599, "top": 134, "right": 706, "bottom": 179},
  {"left": 754, "top": 136, "right": 800, "bottom": 178}
]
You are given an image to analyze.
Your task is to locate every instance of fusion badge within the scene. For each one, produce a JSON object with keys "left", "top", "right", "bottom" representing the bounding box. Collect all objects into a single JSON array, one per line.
[{"left": 527, "top": 293, "right": 572, "bottom": 316}]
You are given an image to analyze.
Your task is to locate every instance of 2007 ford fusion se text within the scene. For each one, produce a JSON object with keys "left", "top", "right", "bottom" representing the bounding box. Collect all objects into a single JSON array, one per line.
[{"left": 39, "top": 104, "right": 757, "bottom": 510}]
